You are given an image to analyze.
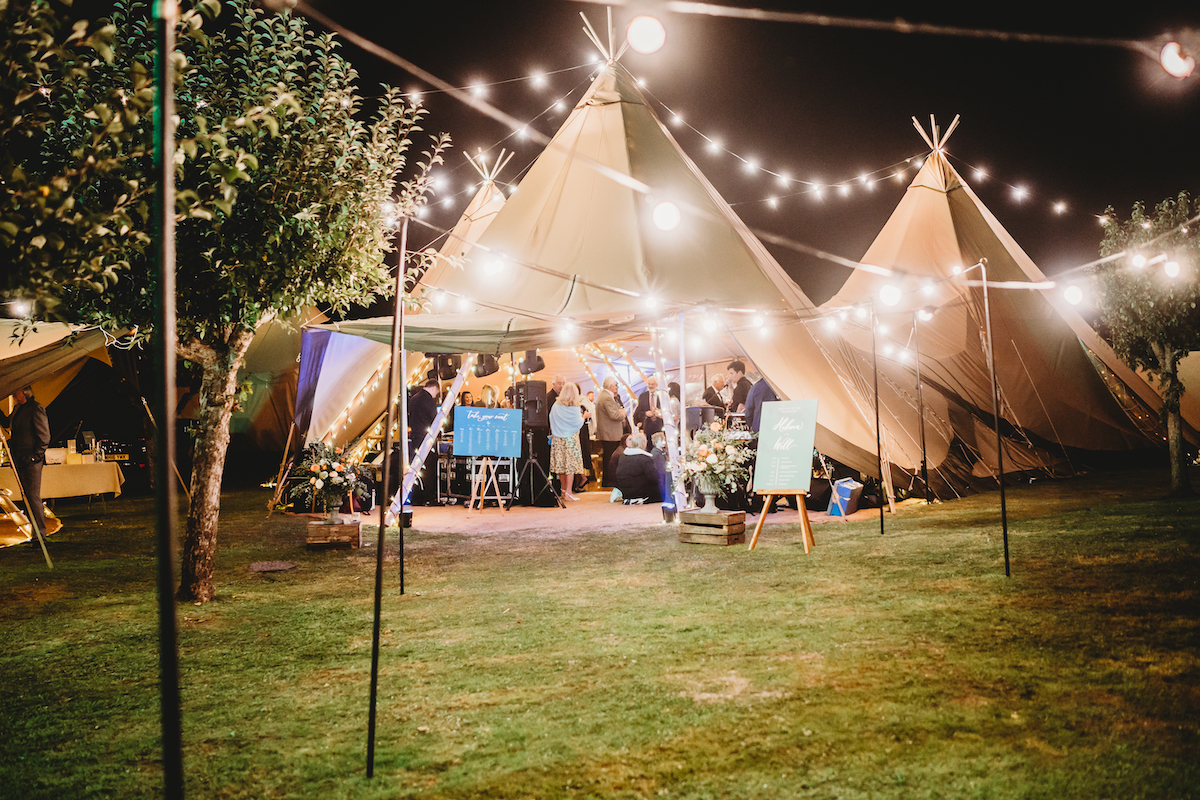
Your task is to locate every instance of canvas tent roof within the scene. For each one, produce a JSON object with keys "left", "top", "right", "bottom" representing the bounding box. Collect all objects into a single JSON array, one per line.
[
  {"left": 1, "top": 322, "right": 114, "bottom": 406},
  {"left": 804, "top": 125, "right": 1194, "bottom": 490},
  {"left": 356, "top": 60, "right": 883, "bottom": 474}
]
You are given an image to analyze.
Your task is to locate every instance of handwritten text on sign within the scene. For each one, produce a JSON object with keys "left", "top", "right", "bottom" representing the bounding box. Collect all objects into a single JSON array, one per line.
[
  {"left": 751, "top": 399, "right": 818, "bottom": 494},
  {"left": 453, "top": 407, "right": 523, "bottom": 458}
]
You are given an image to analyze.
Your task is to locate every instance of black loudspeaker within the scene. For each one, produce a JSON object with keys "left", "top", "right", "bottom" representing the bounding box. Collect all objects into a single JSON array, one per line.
[
  {"left": 434, "top": 354, "right": 462, "bottom": 380},
  {"left": 518, "top": 349, "right": 545, "bottom": 375},
  {"left": 474, "top": 354, "right": 499, "bottom": 377},
  {"left": 514, "top": 380, "right": 547, "bottom": 427}
]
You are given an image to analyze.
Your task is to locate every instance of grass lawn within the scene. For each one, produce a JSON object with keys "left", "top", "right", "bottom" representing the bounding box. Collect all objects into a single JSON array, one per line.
[{"left": 1, "top": 469, "right": 1198, "bottom": 799}]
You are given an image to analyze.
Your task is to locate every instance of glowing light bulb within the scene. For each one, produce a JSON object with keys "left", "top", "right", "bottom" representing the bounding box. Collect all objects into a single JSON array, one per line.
[
  {"left": 484, "top": 258, "right": 505, "bottom": 276},
  {"left": 921, "top": 280, "right": 935, "bottom": 297},
  {"left": 644, "top": 295, "right": 659, "bottom": 309},
  {"left": 1164, "top": 261, "right": 1181, "bottom": 278},
  {"left": 777, "top": 172, "right": 791, "bottom": 188},
  {"left": 707, "top": 138, "right": 722, "bottom": 154},
  {"left": 554, "top": 101, "right": 566, "bottom": 112},
  {"left": 973, "top": 168, "right": 986, "bottom": 182},
  {"left": 822, "top": 317, "right": 838, "bottom": 333},
  {"left": 1064, "top": 285, "right": 1084, "bottom": 305},
  {"left": 752, "top": 315, "right": 764, "bottom": 328},
  {"left": 854, "top": 306, "right": 868, "bottom": 320},
  {"left": 879, "top": 284, "right": 902, "bottom": 306},
  {"left": 1131, "top": 254, "right": 1147, "bottom": 268},
  {"left": 951, "top": 265, "right": 962, "bottom": 276},
  {"left": 670, "top": 114, "right": 684, "bottom": 127},
  {"left": 1160, "top": 41, "right": 1195, "bottom": 78},
  {"left": 917, "top": 308, "right": 934, "bottom": 322},
  {"left": 1053, "top": 201, "right": 1067, "bottom": 214},
  {"left": 703, "top": 316, "right": 717, "bottom": 332},
  {"left": 530, "top": 71, "right": 546, "bottom": 88},
  {"left": 626, "top": 15, "right": 667, "bottom": 54},
  {"left": 1013, "top": 186, "right": 1028, "bottom": 201},
  {"left": 743, "top": 158, "right": 758, "bottom": 174},
  {"left": 767, "top": 197, "right": 778, "bottom": 209},
  {"left": 652, "top": 201, "right": 681, "bottom": 231}
]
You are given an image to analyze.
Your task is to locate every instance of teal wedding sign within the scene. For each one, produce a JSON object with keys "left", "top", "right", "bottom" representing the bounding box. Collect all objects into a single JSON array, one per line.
[
  {"left": 751, "top": 399, "right": 819, "bottom": 494},
  {"left": 454, "top": 407, "right": 523, "bottom": 458}
]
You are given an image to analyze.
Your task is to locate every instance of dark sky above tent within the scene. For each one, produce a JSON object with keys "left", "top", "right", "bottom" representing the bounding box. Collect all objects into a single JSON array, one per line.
[{"left": 310, "top": 1, "right": 1200, "bottom": 307}]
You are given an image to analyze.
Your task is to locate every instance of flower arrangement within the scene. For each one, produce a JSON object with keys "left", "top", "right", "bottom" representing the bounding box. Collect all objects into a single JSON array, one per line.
[
  {"left": 684, "top": 422, "right": 754, "bottom": 497},
  {"left": 290, "top": 442, "right": 371, "bottom": 511}
]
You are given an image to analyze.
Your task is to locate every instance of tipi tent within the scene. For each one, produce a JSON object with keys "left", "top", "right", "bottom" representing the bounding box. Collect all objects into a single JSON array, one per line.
[
  {"left": 792, "top": 118, "right": 1194, "bottom": 493},
  {"left": 333, "top": 57, "right": 885, "bottom": 475}
]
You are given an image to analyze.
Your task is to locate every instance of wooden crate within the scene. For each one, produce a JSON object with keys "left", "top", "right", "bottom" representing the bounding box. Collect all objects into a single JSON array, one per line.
[
  {"left": 678, "top": 509, "right": 746, "bottom": 546},
  {"left": 679, "top": 509, "right": 745, "bottom": 527},
  {"left": 306, "top": 520, "right": 362, "bottom": 549}
]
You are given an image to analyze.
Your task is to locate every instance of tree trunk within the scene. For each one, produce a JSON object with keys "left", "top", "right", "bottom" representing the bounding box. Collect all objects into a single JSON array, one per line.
[
  {"left": 176, "top": 327, "right": 256, "bottom": 603},
  {"left": 1166, "top": 408, "right": 1192, "bottom": 497},
  {"left": 1159, "top": 346, "right": 1193, "bottom": 498}
]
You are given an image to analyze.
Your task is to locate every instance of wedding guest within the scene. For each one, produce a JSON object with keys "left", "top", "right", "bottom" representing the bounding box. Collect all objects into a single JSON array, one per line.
[
  {"left": 595, "top": 376, "right": 627, "bottom": 487},
  {"left": 1, "top": 386, "right": 50, "bottom": 546},
  {"left": 549, "top": 381, "right": 586, "bottom": 502},
  {"left": 614, "top": 431, "right": 661, "bottom": 503}
]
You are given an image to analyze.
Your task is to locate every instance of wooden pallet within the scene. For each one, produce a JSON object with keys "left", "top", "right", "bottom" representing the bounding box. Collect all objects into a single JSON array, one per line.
[
  {"left": 678, "top": 509, "right": 746, "bottom": 546},
  {"left": 306, "top": 520, "right": 362, "bottom": 549}
]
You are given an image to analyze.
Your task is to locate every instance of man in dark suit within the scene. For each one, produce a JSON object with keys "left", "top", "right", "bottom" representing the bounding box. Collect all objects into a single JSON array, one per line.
[
  {"left": 1, "top": 386, "right": 50, "bottom": 546},
  {"left": 406, "top": 378, "right": 441, "bottom": 505},
  {"left": 726, "top": 360, "right": 753, "bottom": 414},
  {"left": 633, "top": 375, "right": 664, "bottom": 438}
]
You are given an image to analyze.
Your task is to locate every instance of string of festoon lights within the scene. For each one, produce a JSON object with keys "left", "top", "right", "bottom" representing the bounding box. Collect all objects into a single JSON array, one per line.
[
  {"left": 1054, "top": 210, "right": 1200, "bottom": 309},
  {"left": 638, "top": 87, "right": 1081, "bottom": 219}
]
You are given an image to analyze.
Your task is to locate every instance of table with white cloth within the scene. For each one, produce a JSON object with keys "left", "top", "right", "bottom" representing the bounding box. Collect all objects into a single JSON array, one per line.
[{"left": 0, "top": 461, "right": 125, "bottom": 500}]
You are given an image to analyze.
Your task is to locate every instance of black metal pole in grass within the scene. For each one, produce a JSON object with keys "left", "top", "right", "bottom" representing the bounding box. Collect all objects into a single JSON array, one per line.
[
  {"left": 870, "top": 304, "right": 885, "bottom": 536},
  {"left": 153, "top": 1, "right": 184, "bottom": 796},
  {"left": 368, "top": 216, "right": 409, "bottom": 777},
  {"left": 977, "top": 259, "right": 1012, "bottom": 576},
  {"left": 913, "top": 310, "right": 932, "bottom": 504}
]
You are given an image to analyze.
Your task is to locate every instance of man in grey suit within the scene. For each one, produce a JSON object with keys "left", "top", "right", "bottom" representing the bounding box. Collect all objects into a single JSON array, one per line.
[{"left": 594, "top": 376, "right": 627, "bottom": 488}]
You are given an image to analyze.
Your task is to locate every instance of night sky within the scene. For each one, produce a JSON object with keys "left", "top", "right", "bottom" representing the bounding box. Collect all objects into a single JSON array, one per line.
[{"left": 304, "top": 1, "right": 1200, "bottom": 306}]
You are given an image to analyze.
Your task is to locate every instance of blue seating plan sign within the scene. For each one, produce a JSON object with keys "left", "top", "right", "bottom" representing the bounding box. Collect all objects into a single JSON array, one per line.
[
  {"left": 751, "top": 399, "right": 819, "bottom": 495},
  {"left": 453, "top": 407, "right": 523, "bottom": 458}
]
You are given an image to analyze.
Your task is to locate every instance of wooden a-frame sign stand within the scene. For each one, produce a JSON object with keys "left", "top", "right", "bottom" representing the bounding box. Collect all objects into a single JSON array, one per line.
[
  {"left": 748, "top": 491, "right": 815, "bottom": 553},
  {"left": 466, "top": 457, "right": 508, "bottom": 515}
]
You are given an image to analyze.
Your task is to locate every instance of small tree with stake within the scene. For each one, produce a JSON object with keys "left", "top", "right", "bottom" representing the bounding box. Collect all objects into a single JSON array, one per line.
[
  {"left": 1094, "top": 191, "right": 1200, "bottom": 497},
  {"left": 10, "top": 0, "right": 448, "bottom": 602}
]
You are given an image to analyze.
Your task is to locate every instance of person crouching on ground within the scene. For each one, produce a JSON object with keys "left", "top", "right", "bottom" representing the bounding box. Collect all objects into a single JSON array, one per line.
[
  {"left": 549, "top": 381, "right": 587, "bottom": 502},
  {"left": 615, "top": 431, "right": 661, "bottom": 504}
]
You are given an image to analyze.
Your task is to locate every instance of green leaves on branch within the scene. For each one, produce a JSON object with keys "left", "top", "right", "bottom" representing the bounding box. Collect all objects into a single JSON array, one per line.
[{"left": 1093, "top": 191, "right": 1200, "bottom": 414}]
